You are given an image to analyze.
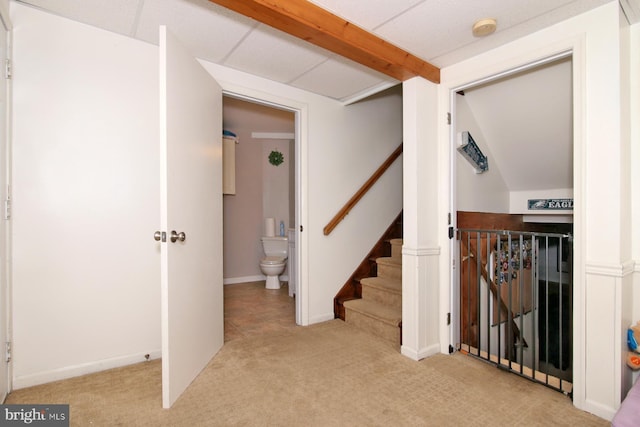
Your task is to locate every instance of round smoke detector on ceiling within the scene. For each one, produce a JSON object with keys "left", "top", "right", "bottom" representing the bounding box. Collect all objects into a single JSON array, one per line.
[{"left": 472, "top": 18, "right": 497, "bottom": 37}]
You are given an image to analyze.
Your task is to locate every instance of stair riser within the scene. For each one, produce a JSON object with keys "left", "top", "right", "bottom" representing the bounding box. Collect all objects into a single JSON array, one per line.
[
  {"left": 390, "top": 240, "right": 403, "bottom": 260},
  {"left": 377, "top": 263, "right": 402, "bottom": 280},
  {"left": 362, "top": 286, "right": 401, "bottom": 310},
  {"left": 345, "top": 309, "right": 400, "bottom": 345}
]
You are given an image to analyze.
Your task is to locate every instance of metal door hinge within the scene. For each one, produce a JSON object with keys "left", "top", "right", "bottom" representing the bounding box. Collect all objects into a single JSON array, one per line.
[
  {"left": 5, "top": 59, "right": 11, "bottom": 80},
  {"left": 299, "top": 225, "right": 303, "bottom": 232},
  {"left": 446, "top": 312, "right": 451, "bottom": 325},
  {"left": 3, "top": 198, "right": 10, "bottom": 220},
  {"left": 446, "top": 112, "right": 451, "bottom": 125},
  {"left": 448, "top": 344, "right": 454, "bottom": 354},
  {"left": 5, "top": 342, "right": 10, "bottom": 363},
  {"left": 448, "top": 226, "right": 454, "bottom": 239}
]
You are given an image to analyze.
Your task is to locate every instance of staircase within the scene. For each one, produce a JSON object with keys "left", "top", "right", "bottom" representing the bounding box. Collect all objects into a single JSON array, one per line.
[{"left": 342, "top": 238, "right": 403, "bottom": 346}]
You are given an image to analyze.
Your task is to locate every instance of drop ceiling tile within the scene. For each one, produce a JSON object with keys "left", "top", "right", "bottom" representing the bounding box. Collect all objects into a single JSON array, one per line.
[
  {"left": 427, "top": 0, "right": 611, "bottom": 66},
  {"left": 20, "top": 0, "right": 142, "bottom": 35},
  {"left": 374, "top": 0, "right": 577, "bottom": 63},
  {"left": 308, "top": 0, "right": 423, "bottom": 30},
  {"left": 290, "top": 56, "right": 395, "bottom": 101},
  {"left": 223, "top": 24, "right": 330, "bottom": 84},
  {"left": 135, "top": 0, "right": 256, "bottom": 63}
]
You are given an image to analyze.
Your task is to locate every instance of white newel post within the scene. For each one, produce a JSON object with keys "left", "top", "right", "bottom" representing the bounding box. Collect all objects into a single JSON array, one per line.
[{"left": 401, "top": 77, "right": 441, "bottom": 360}]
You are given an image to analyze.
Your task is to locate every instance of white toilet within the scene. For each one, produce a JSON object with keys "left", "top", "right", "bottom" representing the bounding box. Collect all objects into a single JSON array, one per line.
[{"left": 260, "top": 236, "right": 288, "bottom": 289}]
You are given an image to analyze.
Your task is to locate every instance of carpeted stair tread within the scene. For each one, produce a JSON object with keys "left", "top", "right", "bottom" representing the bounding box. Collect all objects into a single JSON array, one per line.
[
  {"left": 343, "top": 298, "right": 401, "bottom": 326},
  {"left": 339, "top": 233, "right": 402, "bottom": 342},
  {"left": 376, "top": 256, "right": 401, "bottom": 267},
  {"left": 360, "top": 276, "right": 401, "bottom": 294}
]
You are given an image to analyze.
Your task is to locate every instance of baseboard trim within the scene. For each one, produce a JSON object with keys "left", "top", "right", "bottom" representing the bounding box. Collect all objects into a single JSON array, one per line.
[
  {"left": 223, "top": 275, "right": 290, "bottom": 285},
  {"left": 582, "top": 398, "right": 616, "bottom": 422},
  {"left": 223, "top": 275, "right": 265, "bottom": 285},
  {"left": 13, "top": 350, "right": 162, "bottom": 390},
  {"left": 401, "top": 345, "right": 420, "bottom": 360},
  {"left": 401, "top": 343, "right": 441, "bottom": 361},
  {"left": 418, "top": 343, "right": 442, "bottom": 360},
  {"left": 309, "top": 313, "right": 335, "bottom": 325}
]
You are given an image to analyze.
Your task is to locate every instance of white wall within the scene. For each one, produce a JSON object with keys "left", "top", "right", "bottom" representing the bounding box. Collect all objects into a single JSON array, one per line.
[
  {"left": 262, "top": 140, "right": 290, "bottom": 237},
  {"left": 629, "top": 21, "right": 640, "bottom": 386},
  {"left": 11, "top": 4, "right": 161, "bottom": 387},
  {"left": 221, "top": 129, "right": 265, "bottom": 282},
  {"left": 438, "top": 1, "right": 631, "bottom": 420},
  {"left": 455, "top": 95, "right": 509, "bottom": 213},
  {"left": 10, "top": 1, "right": 402, "bottom": 386},
  {"left": 222, "top": 128, "right": 264, "bottom": 281}
]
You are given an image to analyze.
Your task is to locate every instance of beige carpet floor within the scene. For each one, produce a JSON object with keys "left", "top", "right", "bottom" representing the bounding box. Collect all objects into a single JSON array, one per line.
[{"left": 6, "top": 320, "right": 607, "bottom": 426}]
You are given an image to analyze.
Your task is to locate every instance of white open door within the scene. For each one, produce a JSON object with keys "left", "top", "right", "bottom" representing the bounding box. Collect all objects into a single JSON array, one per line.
[
  {"left": 0, "top": 6, "right": 11, "bottom": 403},
  {"left": 159, "top": 26, "right": 224, "bottom": 409}
]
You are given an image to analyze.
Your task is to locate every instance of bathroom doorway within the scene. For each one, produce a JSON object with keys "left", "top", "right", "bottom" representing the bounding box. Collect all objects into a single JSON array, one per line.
[{"left": 221, "top": 95, "right": 298, "bottom": 330}]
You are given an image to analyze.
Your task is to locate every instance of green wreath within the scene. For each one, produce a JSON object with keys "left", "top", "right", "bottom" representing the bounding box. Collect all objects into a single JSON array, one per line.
[{"left": 268, "top": 150, "right": 284, "bottom": 166}]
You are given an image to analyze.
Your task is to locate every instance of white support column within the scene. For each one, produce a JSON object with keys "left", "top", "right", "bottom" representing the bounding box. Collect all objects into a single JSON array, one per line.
[
  {"left": 578, "top": 7, "right": 632, "bottom": 419},
  {"left": 401, "top": 77, "right": 441, "bottom": 360}
]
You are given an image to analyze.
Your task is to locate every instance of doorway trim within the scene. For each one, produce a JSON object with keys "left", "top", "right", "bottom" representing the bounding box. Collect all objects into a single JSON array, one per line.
[
  {"left": 440, "top": 38, "right": 586, "bottom": 410},
  {"left": 0, "top": 2, "right": 11, "bottom": 401},
  {"left": 446, "top": 49, "right": 574, "bottom": 353},
  {"left": 220, "top": 85, "right": 309, "bottom": 326}
]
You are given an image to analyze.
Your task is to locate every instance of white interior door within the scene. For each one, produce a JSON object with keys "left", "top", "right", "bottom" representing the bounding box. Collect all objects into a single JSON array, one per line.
[{"left": 159, "top": 26, "right": 224, "bottom": 409}]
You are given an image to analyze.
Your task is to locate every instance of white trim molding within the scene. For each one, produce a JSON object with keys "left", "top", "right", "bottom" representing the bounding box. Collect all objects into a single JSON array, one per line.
[
  {"left": 13, "top": 350, "right": 162, "bottom": 390},
  {"left": 585, "top": 260, "right": 635, "bottom": 277},
  {"left": 223, "top": 275, "right": 265, "bottom": 285},
  {"left": 402, "top": 342, "right": 441, "bottom": 361},
  {"left": 402, "top": 246, "right": 441, "bottom": 257}
]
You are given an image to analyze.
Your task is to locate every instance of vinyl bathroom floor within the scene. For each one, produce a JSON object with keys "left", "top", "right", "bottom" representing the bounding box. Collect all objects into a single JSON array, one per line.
[{"left": 224, "top": 281, "right": 297, "bottom": 342}]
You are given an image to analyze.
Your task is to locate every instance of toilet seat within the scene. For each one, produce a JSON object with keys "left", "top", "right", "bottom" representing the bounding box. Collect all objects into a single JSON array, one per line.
[{"left": 261, "top": 256, "right": 286, "bottom": 265}]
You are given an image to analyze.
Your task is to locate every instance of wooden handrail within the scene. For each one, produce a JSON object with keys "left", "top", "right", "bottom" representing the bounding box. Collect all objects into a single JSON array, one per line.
[{"left": 323, "top": 143, "right": 403, "bottom": 236}]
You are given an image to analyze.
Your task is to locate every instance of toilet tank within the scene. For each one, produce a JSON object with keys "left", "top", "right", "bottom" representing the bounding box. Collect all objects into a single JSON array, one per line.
[{"left": 261, "top": 236, "right": 288, "bottom": 257}]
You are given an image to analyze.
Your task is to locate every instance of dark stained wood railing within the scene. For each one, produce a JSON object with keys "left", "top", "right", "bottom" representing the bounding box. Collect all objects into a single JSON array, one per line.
[{"left": 323, "top": 143, "right": 402, "bottom": 236}]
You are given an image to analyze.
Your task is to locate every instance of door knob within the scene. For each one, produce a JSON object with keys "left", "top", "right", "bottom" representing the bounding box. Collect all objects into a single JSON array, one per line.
[
  {"left": 170, "top": 230, "right": 186, "bottom": 243},
  {"left": 154, "top": 231, "right": 163, "bottom": 242}
]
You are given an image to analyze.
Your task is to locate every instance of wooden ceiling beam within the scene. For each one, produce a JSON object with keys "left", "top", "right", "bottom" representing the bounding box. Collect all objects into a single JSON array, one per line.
[{"left": 208, "top": 0, "right": 440, "bottom": 83}]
